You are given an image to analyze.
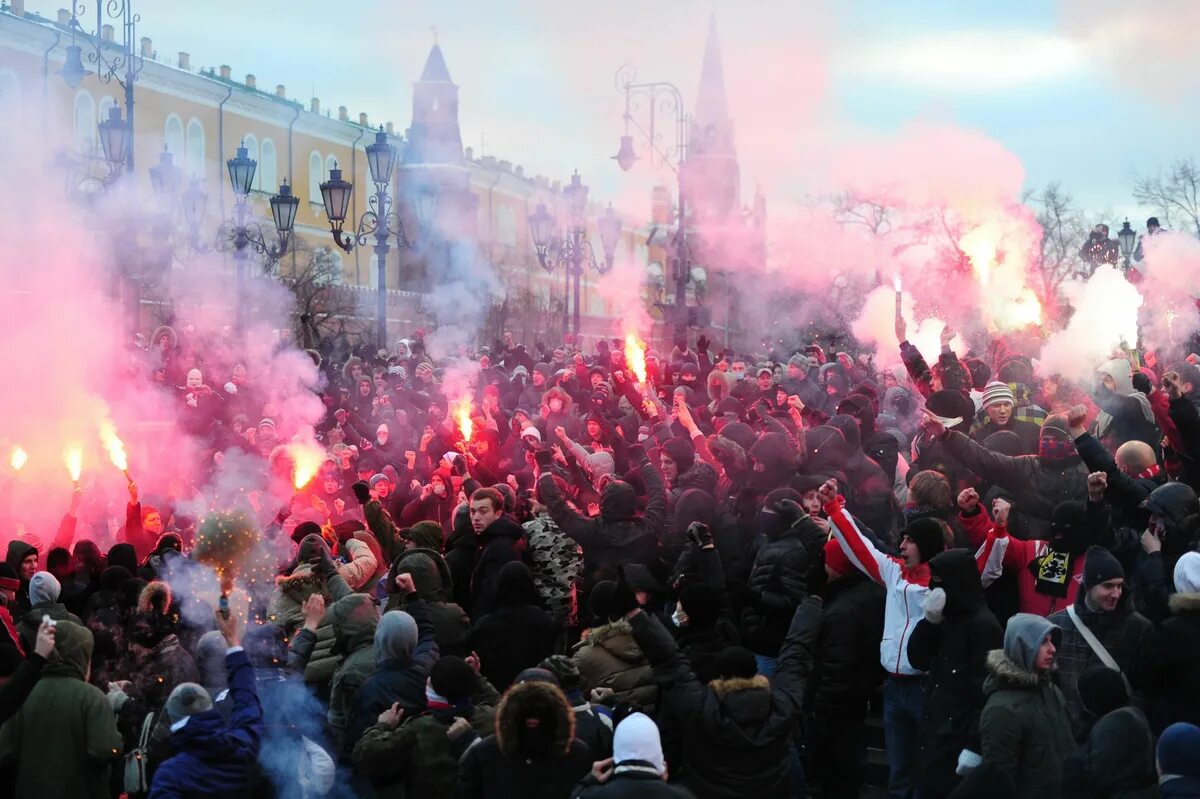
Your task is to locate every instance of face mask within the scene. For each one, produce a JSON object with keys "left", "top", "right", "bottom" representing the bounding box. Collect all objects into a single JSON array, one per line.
[
  {"left": 638, "top": 433, "right": 650, "bottom": 442},
  {"left": 432, "top": 483, "right": 446, "bottom": 496},
  {"left": 732, "top": 369, "right": 745, "bottom": 381},
  {"left": 671, "top": 604, "right": 689, "bottom": 628},
  {"left": 549, "top": 399, "right": 563, "bottom": 412}
]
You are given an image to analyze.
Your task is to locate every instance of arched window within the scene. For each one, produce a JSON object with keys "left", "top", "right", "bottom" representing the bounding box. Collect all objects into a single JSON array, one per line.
[
  {"left": 242, "top": 134, "right": 259, "bottom": 189},
  {"left": 98, "top": 95, "right": 116, "bottom": 130},
  {"left": 308, "top": 151, "right": 323, "bottom": 203},
  {"left": 259, "top": 138, "right": 277, "bottom": 192},
  {"left": 164, "top": 114, "right": 184, "bottom": 157},
  {"left": 0, "top": 68, "right": 19, "bottom": 115},
  {"left": 73, "top": 90, "right": 96, "bottom": 153},
  {"left": 185, "top": 118, "right": 205, "bottom": 178},
  {"left": 497, "top": 204, "right": 517, "bottom": 246}
]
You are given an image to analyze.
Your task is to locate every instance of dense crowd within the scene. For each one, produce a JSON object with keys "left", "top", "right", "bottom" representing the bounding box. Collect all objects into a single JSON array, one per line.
[{"left": 4, "top": 319, "right": 1200, "bottom": 799}]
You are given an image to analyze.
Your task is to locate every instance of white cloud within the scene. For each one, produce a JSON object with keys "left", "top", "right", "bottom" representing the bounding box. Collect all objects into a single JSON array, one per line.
[{"left": 836, "top": 30, "right": 1085, "bottom": 92}]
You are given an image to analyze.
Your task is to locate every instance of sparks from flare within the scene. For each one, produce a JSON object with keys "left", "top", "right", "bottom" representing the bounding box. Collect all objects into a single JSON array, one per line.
[
  {"left": 9, "top": 446, "right": 26, "bottom": 471},
  {"left": 454, "top": 397, "right": 473, "bottom": 442},
  {"left": 98, "top": 419, "right": 131, "bottom": 481},
  {"left": 64, "top": 447, "right": 82, "bottom": 484},
  {"left": 624, "top": 334, "right": 648, "bottom": 385}
]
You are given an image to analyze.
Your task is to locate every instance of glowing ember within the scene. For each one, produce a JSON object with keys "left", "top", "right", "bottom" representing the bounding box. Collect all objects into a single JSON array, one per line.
[
  {"left": 893, "top": 274, "right": 902, "bottom": 293},
  {"left": 454, "top": 397, "right": 473, "bottom": 442},
  {"left": 98, "top": 419, "right": 129, "bottom": 473},
  {"left": 289, "top": 442, "right": 324, "bottom": 489},
  {"left": 64, "top": 447, "right": 82, "bottom": 483},
  {"left": 624, "top": 334, "right": 648, "bottom": 384},
  {"left": 9, "top": 446, "right": 26, "bottom": 471}
]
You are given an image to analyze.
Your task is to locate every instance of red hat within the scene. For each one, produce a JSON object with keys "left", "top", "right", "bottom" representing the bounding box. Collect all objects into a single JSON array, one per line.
[{"left": 824, "top": 537, "right": 853, "bottom": 577}]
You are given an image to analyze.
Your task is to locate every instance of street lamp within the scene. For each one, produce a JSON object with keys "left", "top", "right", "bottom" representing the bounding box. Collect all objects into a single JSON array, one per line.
[
  {"left": 1118, "top": 219, "right": 1137, "bottom": 270},
  {"left": 97, "top": 105, "right": 130, "bottom": 177},
  {"left": 62, "top": 2, "right": 146, "bottom": 173},
  {"left": 528, "top": 172, "right": 619, "bottom": 337},
  {"left": 613, "top": 63, "right": 694, "bottom": 342},
  {"left": 148, "top": 147, "right": 182, "bottom": 209},
  {"left": 320, "top": 126, "right": 415, "bottom": 347},
  {"left": 217, "top": 143, "right": 296, "bottom": 330},
  {"left": 180, "top": 177, "right": 208, "bottom": 246}
]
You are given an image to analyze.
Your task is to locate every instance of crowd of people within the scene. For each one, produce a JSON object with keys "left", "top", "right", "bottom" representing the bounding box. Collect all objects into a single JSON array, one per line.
[{"left": 4, "top": 317, "right": 1200, "bottom": 799}]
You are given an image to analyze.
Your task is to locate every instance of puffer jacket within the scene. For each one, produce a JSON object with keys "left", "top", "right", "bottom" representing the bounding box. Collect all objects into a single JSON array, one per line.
[
  {"left": 265, "top": 569, "right": 354, "bottom": 687},
  {"left": 978, "top": 645, "right": 1075, "bottom": 797},
  {"left": 906, "top": 549, "right": 1003, "bottom": 797},
  {"left": 387, "top": 548, "right": 471, "bottom": 657},
  {"left": 522, "top": 513, "right": 585, "bottom": 628},
  {"left": 742, "top": 514, "right": 824, "bottom": 657},
  {"left": 631, "top": 597, "right": 822, "bottom": 799},
  {"left": 573, "top": 619, "right": 657, "bottom": 713},
  {"left": 326, "top": 593, "right": 380, "bottom": 741},
  {"left": 537, "top": 460, "right": 667, "bottom": 592},
  {"left": 808, "top": 570, "right": 885, "bottom": 716},
  {"left": 1160, "top": 589, "right": 1200, "bottom": 725}
]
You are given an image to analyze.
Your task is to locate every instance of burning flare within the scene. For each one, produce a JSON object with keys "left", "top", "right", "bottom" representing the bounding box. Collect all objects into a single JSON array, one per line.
[
  {"left": 893, "top": 274, "right": 903, "bottom": 293},
  {"left": 289, "top": 442, "right": 324, "bottom": 490},
  {"left": 454, "top": 397, "right": 473, "bottom": 442},
  {"left": 960, "top": 228, "right": 996, "bottom": 288},
  {"left": 624, "top": 334, "right": 648, "bottom": 385},
  {"left": 98, "top": 419, "right": 129, "bottom": 476},
  {"left": 9, "top": 446, "right": 27, "bottom": 472},
  {"left": 64, "top": 447, "right": 82, "bottom": 483}
]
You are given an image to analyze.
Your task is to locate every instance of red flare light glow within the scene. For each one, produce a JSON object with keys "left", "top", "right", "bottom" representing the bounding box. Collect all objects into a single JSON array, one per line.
[
  {"left": 98, "top": 420, "right": 130, "bottom": 478},
  {"left": 624, "top": 334, "right": 648, "bottom": 385},
  {"left": 454, "top": 397, "right": 473, "bottom": 442},
  {"left": 289, "top": 443, "right": 324, "bottom": 490},
  {"left": 9, "top": 446, "right": 26, "bottom": 472},
  {"left": 64, "top": 447, "right": 82, "bottom": 483}
]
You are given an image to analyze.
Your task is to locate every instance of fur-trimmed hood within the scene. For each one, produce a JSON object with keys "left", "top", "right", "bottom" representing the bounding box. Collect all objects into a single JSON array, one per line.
[
  {"left": 541, "top": 385, "right": 574, "bottom": 414},
  {"left": 1169, "top": 591, "right": 1200, "bottom": 614},
  {"left": 985, "top": 649, "right": 1042, "bottom": 689},
  {"left": 578, "top": 618, "right": 645, "bottom": 664},
  {"left": 138, "top": 580, "right": 173, "bottom": 614},
  {"left": 709, "top": 673, "right": 769, "bottom": 698},
  {"left": 275, "top": 565, "right": 328, "bottom": 603},
  {"left": 707, "top": 434, "right": 747, "bottom": 472},
  {"left": 707, "top": 370, "right": 734, "bottom": 403},
  {"left": 495, "top": 679, "right": 575, "bottom": 757}
]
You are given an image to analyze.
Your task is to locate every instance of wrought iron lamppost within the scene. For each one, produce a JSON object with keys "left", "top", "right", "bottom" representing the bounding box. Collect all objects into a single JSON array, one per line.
[
  {"left": 320, "top": 127, "right": 415, "bottom": 347},
  {"left": 218, "top": 143, "right": 299, "bottom": 331},
  {"left": 527, "top": 172, "right": 622, "bottom": 338},
  {"left": 1117, "top": 218, "right": 1137, "bottom": 272},
  {"left": 612, "top": 64, "right": 695, "bottom": 342},
  {"left": 61, "top": 1, "right": 145, "bottom": 173}
]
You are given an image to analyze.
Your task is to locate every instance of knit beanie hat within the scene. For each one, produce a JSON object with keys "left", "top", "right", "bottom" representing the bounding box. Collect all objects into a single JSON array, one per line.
[
  {"left": 369, "top": 474, "right": 390, "bottom": 489},
  {"left": 166, "top": 682, "right": 214, "bottom": 723},
  {"left": 292, "top": 522, "right": 324, "bottom": 546},
  {"left": 1038, "top": 420, "right": 1076, "bottom": 462},
  {"left": 981, "top": 381, "right": 1016, "bottom": 410},
  {"left": 613, "top": 712, "right": 666, "bottom": 775},
  {"left": 28, "top": 572, "right": 60, "bottom": 606},
  {"left": 1078, "top": 664, "right": 1130, "bottom": 718},
  {"left": 713, "top": 646, "right": 758, "bottom": 679},
  {"left": 538, "top": 655, "right": 583, "bottom": 692},
  {"left": 1175, "top": 551, "right": 1200, "bottom": 594},
  {"left": 824, "top": 537, "right": 854, "bottom": 577},
  {"left": 1158, "top": 723, "right": 1200, "bottom": 777},
  {"left": 589, "top": 581, "right": 620, "bottom": 622},
  {"left": 661, "top": 437, "right": 696, "bottom": 473},
  {"left": 513, "top": 667, "right": 560, "bottom": 686},
  {"left": 430, "top": 656, "right": 479, "bottom": 702},
  {"left": 982, "top": 430, "right": 1023, "bottom": 456},
  {"left": 1083, "top": 545, "right": 1124, "bottom": 590},
  {"left": 903, "top": 518, "right": 947, "bottom": 563}
]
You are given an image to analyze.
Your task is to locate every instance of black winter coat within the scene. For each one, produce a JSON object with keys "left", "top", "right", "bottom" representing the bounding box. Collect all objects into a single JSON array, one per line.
[
  {"left": 906, "top": 549, "right": 1003, "bottom": 798},
  {"left": 470, "top": 518, "right": 528, "bottom": 617},
  {"left": 571, "top": 771, "right": 695, "bottom": 798},
  {"left": 742, "top": 515, "right": 824, "bottom": 657},
  {"left": 808, "top": 570, "right": 885, "bottom": 715},
  {"left": 469, "top": 602, "right": 558, "bottom": 691},
  {"left": 1162, "top": 590, "right": 1200, "bottom": 726},
  {"left": 632, "top": 597, "right": 823, "bottom": 799},
  {"left": 445, "top": 506, "right": 478, "bottom": 612}
]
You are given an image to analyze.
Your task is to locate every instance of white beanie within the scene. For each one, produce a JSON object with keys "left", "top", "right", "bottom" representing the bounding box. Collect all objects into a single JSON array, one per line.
[
  {"left": 1175, "top": 551, "right": 1200, "bottom": 594},
  {"left": 613, "top": 711, "right": 665, "bottom": 775},
  {"left": 981, "top": 381, "right": 1016, "bottom": 410},
  {"left": 28, "top": 571, "right": 61, "bottom": 606},
  {"left": 521, "top": 426, "right": 542, "bottom": 442}
]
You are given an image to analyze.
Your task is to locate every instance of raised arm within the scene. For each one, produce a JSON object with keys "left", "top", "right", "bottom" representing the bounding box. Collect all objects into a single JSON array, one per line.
[{"left": 822, "top": 480, "right": 897, "bottom": 586}]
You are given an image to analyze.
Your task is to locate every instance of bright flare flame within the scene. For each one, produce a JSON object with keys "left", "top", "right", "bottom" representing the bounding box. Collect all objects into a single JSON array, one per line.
[
  {"left": 64, "top": 448, "right": 82, "bottom": 483},
  {"left": 960, "top": 228, "right": 996, "bottom": 288},
  {"left": 9, "top": 446, "right": 26, "bottom": 471},
  {"left": 625, "top": 334, "right": 648, "bottom": 384},
  {"left": 454, "top": 397, "right": 473, "bottom": 442},
  {"left": 289, "top": 443, "right": 324, "bottom": 489},
  {"left": 98, "top": 420, "right": 128, "bottom": 472},
  {"left": 893, "top": 274, "right": 903, "bottom": 292}
]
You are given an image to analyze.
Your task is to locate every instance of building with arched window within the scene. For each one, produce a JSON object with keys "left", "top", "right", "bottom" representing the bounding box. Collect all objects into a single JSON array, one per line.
[
  {"left": 73, "top": 90, "right": 95, "bottom": 153},
  {"left": 164, "top": 114, "right": 184, "bottom": 157},
  {"left": 259, "top": 138, "right": 276, "bottom": 193},
  {"left": 186, "top": 118, "right": 205, "bottom": 177}
]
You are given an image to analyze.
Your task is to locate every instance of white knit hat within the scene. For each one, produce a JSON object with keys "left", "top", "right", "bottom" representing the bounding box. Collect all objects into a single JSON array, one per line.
[
  {"left": 981, "top": 381, "right": 1016, "bottom": 410},
  {"left": 1175, "top": 551, "right": 1200, "bottom": 594}
]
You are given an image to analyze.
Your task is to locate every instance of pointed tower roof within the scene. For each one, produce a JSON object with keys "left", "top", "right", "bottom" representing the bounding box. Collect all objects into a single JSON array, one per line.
[
  {"left": 419, "top": 44, "right": 453, "bottom": 83},
  {"left": 693, "top": 15, "right": 729, "bottom": 131}
]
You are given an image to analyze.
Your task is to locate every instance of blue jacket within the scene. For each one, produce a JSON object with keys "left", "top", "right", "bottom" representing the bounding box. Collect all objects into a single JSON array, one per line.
[{"left": 148, "top": 649, "right": 264, "bottom": 799}]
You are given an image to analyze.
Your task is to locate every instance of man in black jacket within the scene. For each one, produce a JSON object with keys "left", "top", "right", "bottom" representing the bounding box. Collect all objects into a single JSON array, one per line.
[
  {"left": 468, "top": 488, "right": 527, "bottom": 618},
  {"left": 807, "top": 538, "right": 885, "bottom": 799},
  {"left": 628, "top": 587, "right": 822, "bottom": 799}
]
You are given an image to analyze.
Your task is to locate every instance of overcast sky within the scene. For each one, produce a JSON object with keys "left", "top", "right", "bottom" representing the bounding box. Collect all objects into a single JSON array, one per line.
[{"left": 26, "top": 0, "right": 1200, "bottom": 227}]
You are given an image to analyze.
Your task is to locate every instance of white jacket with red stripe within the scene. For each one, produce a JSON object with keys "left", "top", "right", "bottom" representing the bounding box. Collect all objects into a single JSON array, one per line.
[{"left": 825, "top": 500, "right": 1007, "bottom": 676}]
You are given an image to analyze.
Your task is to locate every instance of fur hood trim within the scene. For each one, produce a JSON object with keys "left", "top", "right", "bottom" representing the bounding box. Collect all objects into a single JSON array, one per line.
[
  {"left": 1169, "top": 591, "right": 1200, "bottom": 614},
  {"left": 495, "top": 679, "right": 575, "bottom": 756},
  {"left": 275, "top": 566, "right": 327, "bottom": 600},
  {"left": 709, "top": 674, "right": 769, "bottom": 698},
  {"left": 707, "top": 435, "right": 747, "bottom": 471},
  {"left": 138, "top": 580, "right": 172, "bottom": 614},
  {"left": 986, "top": 649, "right": 1041, "bottom": 687}
]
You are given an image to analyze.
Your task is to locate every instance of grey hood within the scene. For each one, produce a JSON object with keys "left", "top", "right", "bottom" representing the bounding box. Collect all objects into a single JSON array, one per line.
[{"left": 1003, "top": 612, "right": 1059, "bottom": 672}]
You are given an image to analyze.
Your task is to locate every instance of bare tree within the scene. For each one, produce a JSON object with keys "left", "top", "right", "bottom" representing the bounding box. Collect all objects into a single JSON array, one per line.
[
  {"left": 273, "top": 239, "right": 361, "bottom": 346},
  {"left": 1026, "top": 182, "right": 1090, "bottom": 299},
  {"left": 1133, "top": 158, "right": 1200, "bottom": 237}
]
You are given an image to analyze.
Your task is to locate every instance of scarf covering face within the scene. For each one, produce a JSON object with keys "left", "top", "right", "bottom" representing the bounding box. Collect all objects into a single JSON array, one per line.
[{"left": 1038, "top": 425, "right": 1076, "bottom": 461}]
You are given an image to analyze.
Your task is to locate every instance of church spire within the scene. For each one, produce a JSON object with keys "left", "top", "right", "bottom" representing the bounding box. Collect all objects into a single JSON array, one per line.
[
  {"left": 693, "top": 14, "right": 730, "bottom": 139},
  {"left": 405, "top": 42, "right": 463, "bottom": 165},
  {"left": 683, "top": 15, "right": 739, "bottom": 220}
]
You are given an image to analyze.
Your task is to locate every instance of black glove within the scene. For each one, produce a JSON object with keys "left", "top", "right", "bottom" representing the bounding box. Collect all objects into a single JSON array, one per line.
[
  {"left": 774, "top": 498, "right": 807, "bottom": 525},
  {"left": 352, "top": 481, "right": 372, "bottom": 505},
  {"left": 299, "top": 534, "right": 335, "bottom": 577},
  {"left": 686, "top": 521, "right": 713, "bottom": 548}
]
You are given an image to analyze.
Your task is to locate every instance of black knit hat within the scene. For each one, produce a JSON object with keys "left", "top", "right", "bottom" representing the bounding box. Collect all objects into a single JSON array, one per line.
[
  {"left": 713, "top": 646, "right": 757, "bottom": 679},
  {"left": 903, "top": 518, "right": 947, "bottom": 563},
  {"left": 431, "top": 656, "right": 479, "bottom": 702},
  {"left": 1083, "top": 545, "right": 1124, "bottom": 590}
]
